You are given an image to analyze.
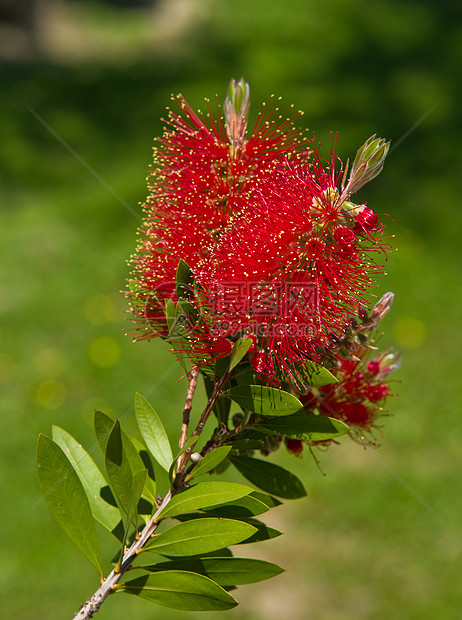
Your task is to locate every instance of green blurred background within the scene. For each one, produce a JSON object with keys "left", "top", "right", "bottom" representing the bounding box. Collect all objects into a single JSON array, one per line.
[{"left": 1, "top": 0, "right": 461, "bottom": 618}]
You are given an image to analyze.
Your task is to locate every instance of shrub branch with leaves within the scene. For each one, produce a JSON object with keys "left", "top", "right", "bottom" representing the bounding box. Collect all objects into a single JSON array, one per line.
[{"left": 36, "top": 79, "right": 398, "bottom": 618}]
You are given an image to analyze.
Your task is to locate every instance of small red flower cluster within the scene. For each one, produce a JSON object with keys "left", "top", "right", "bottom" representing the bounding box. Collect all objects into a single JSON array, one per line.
[
  {"left": 129, "top": 79, "right": 391, "bottom": 388},
  {"left": 298, "top": 347, "right": 400, "bottom": 448}
]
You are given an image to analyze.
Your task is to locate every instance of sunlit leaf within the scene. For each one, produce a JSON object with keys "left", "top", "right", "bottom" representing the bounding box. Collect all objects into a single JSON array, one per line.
[
  {"left": 224, "top": 385, "right": 302, "bottom": 416},
  {"left": 135, "top": 393, "right": 173, "bottom": 472},
  {"left": 120, "top": 570, "right": 237, "bottom": 611},
  {"left": 147, "top": 518, "right": 257, "bottom": 557},
  {"left": 301, "top": 362, "right": 338, "bottom": 386},
  {"left": 201, "top": 493, "right": 270, "bottom": 518},
  {"left": 159, "top": 481, "right": 253, "bottom": 520},
  {"left": 36, "top": 434, "right": 102, "bottom": 575},
  {"left": 105, "top": 421, "right": 134, "bottom": 515},
  {"left": 229, "top": 338, "right": 254, "bottom": 371},
  {"left": 52, "top": 425, "right": 121, "bottom": 535},
  {"left": 139, "top": 557, "right": 284, "bottom": 586},
  {"left": 176, "top": 259, "right": 195, "bottom": 301},
  {"left": 236, "top": 517, "right": 283, "bottom": 544},
  {"left": 230, "top": 455, "right": 306, "bottom": 499},
  {"left": 132, "top": 438, "right": 157, "bottom": 505},
  {"left": 186, "top": 446, "right": 232, "bottom": 481},
  {"left": 256, "top": 413, "right": 349, "bottom": 441}
]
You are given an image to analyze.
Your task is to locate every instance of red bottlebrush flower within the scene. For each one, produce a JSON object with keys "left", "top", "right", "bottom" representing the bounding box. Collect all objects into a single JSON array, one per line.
[
  {"left": 197, "top": 146, "right": 390, "bottom": 386},
  {"left": 128, "top": 79, "right": 392, "bottom": 391},
  {"left": 302, "top": 346, "right": 399, "bottom": 442},
  {"left": 128, "top": 79, "right": 306, "bottom": 341}
]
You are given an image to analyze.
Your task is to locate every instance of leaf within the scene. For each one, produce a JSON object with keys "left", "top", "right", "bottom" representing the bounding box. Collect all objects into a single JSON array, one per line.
[
  {"left": 105, "top": 421, "right": 134, "bottom": 515},
  {"left": 236, "top": 517, "right": 283, "bottom": 544},
  {"left": 229, "top": 338, "right": 254, "bottom": 371},
  {"left": 230, "top": 455, "right": 307, "bottom": 499},
  {"left": 176, "top": 259, "right": 195, "bottom": 301},
  {"left": 94, "top": 411, "right": 146, "bottom": 477},
  {"left": 131, "top": 438, "right": 157, "bottom": 505},
  {"left": 224, "top": 385, "right": 303, "bottom": 416},
  {"left": 159, "top": 481, "right": 253, "bottom": 520},
  {"left": 186, "top": 446, "right": 231, "bottom": 480},
  {"left": 256, "top": 413, "right": 350, "bottom": 441},
  {"left": 165, "top": 299, "right": 178, "bottom": 335},
  {"left": 51, "top": 426, "right": 122, "bottom": 535},
  {"left": 135, "top": 393, "right": 173, "bottom": 472},
  {"left": 251, "top": 491, "right": 282, "bottom": 508},
  {"left": 120, "top": 570, "right": 237, "bottom": 611},
  {"left": 36, "top": 434, "right": 102, "bottom": 575},
  {"left": 201, "top": 493, "right": 270, "bottom": 518},
  {"left": 147, "top": 518, "right": 257, "bottom": 557},
  {"left": 125, "top": 469, "right": 148, "bottom": 535},
  {"left": 301, "top": 362, "right": 338, "bottom": 386},
  {"left": 139, "top": 557, "right": 284, "bottom": 586}
]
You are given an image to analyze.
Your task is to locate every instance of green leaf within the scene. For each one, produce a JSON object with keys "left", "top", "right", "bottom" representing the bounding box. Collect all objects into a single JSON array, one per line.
[
  {"left": 224, "top": 385, "right": 303, "bottom": 416},
  {"left": 186, "top": 446, "right": 232, "bottom": 481},
  {"left": 95, "top": 411, "right": 146, "bottom": 477},
  {"left": 125, "top": 469, "right": 148, "bottom": 535},
  {"left": 120, "top": 570, "right": 237, "bottom": 611},
  {"left": 256, "top": 413, "right": 350, "bottom": 441},
  {"left": 132, "top": 438, "right": 157, "bottom": 505},
  {"left": 105, "top": 421, "right": 134, "bottom": 515},
  {"left": 147, "top": 518, "right": 257, "bottom": 557},
  {"left": 201, "top": 493, "right": 270, "bottom": 518},
  {"left": 230, "top": 455, "right": 307, "bottom": 499},
  {"left": 36, "top": 434, "right": 102, "bottom": 575},
  {"left": 301, "top": 362, "right": 338, "bottom": 386},
  {"left": 51, "top": 426, "right": 122, "bottom": 535},
  {"left": 229, "top": 338, "right": 253, "bottom": 371},
  {"left": 135, "top": 393, "right": 173, "bottom": 472},
  {"left": 251, "top": 491, "right": 282, "bottom": 508},
  {"left": 236, "top": 517, "right": 283, "bottom": 544},
  {"left": 139, "top": 557, "right": 284, "bottom": 586},
  {"left": 165, "top": 299, "right": 178, "bottom": 335},
  {"left": 159, "top": 481, "right": 253, "bottom": 520},
  {"left": 176, "top": 259, "right": 195, "bottom": 301}
]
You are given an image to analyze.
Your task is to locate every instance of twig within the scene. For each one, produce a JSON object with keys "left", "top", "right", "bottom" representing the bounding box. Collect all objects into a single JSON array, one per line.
[
  {"left": 74, "top": 490, "right": 172, "bottom": 619},
  {"left": 73, "top": 368, "right": 231, "bottom": 618},
  {"left": 178, "top": 366, "right": 199, "bottom": 452}
]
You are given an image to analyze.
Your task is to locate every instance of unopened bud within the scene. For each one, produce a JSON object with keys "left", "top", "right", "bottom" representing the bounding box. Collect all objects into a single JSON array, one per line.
[
  {"left": 224, "top": 77, "right": 250, "bottom": 153},
  {"left": 370, "top": 292, "right": 394, "bottom": 323},
  {"left": 342, "top": 135, "right": 390, "bottom": 198},
  {"left": 190, "top": 452, "right": 202, "bottom": 463}
]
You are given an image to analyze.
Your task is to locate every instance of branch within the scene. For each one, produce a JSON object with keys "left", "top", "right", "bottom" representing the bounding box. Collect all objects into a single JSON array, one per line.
[{"left": 74, "top": 489, "right": 172, "bottom": 619}]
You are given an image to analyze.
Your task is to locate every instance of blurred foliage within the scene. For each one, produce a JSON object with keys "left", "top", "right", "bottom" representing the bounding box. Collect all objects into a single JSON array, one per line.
[{"left": 1, "top": 0, "right": 461, "bottom": 618}]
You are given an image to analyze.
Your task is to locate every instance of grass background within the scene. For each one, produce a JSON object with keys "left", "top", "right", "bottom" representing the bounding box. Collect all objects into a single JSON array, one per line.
[{"left": 1, "top": 0, "right": 461, "bottom": 618}]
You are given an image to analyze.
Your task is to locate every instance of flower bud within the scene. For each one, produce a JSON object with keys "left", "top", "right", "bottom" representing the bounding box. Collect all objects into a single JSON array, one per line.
[
  {"left": 370, "top": 292, "right": 394, "bottom": 323},
  {"left": 224, "top": 77, "right": 250, "bottom": 153},
  {"left": 190, "top": 452, "right": 202, "bottom": 463},
  {"left": 343, "top": 135, "right": 390, "bottom": 197}
]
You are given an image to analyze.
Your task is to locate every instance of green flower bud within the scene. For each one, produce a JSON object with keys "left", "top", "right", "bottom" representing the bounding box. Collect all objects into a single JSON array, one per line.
[
  {"left": 224, "top": 77, "right": 250, "bottom": 153},
  {"left": 343, "top": 135, "right": 390, "bottom": 198}
]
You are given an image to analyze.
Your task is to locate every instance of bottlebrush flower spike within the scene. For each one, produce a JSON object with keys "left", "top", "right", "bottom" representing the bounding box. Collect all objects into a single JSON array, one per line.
[
  {"left": 197, "top": 147, "right": 391, "bottom": 386},
  {"left": 128, "top": 79, "right": 306, "bottom": 340}
]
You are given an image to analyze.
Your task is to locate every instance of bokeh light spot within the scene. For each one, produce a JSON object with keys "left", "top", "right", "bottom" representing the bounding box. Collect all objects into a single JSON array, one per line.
[
  {"left": 88, "top": 336, "right": 120, "bottom": 368},
  {"left": 393, "top": 317, "right": 426, "bottom": 349},
  {"left": 84, "top": 295, "right": 116, "bottom": 325},
  {"left": 34, "top": 348, "right": 67, "bottom": 378},
  {"left": 33, "top": 379, "right": 67, "bottom": 409}
]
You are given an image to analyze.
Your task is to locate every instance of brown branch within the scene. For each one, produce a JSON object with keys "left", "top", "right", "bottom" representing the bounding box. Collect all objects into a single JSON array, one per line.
[
  {"left": 74, "top": 489, "right": 172, "bottom": 619},
  {"left": 178, "top": 366, "right": 199, "bottom": 452}
]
